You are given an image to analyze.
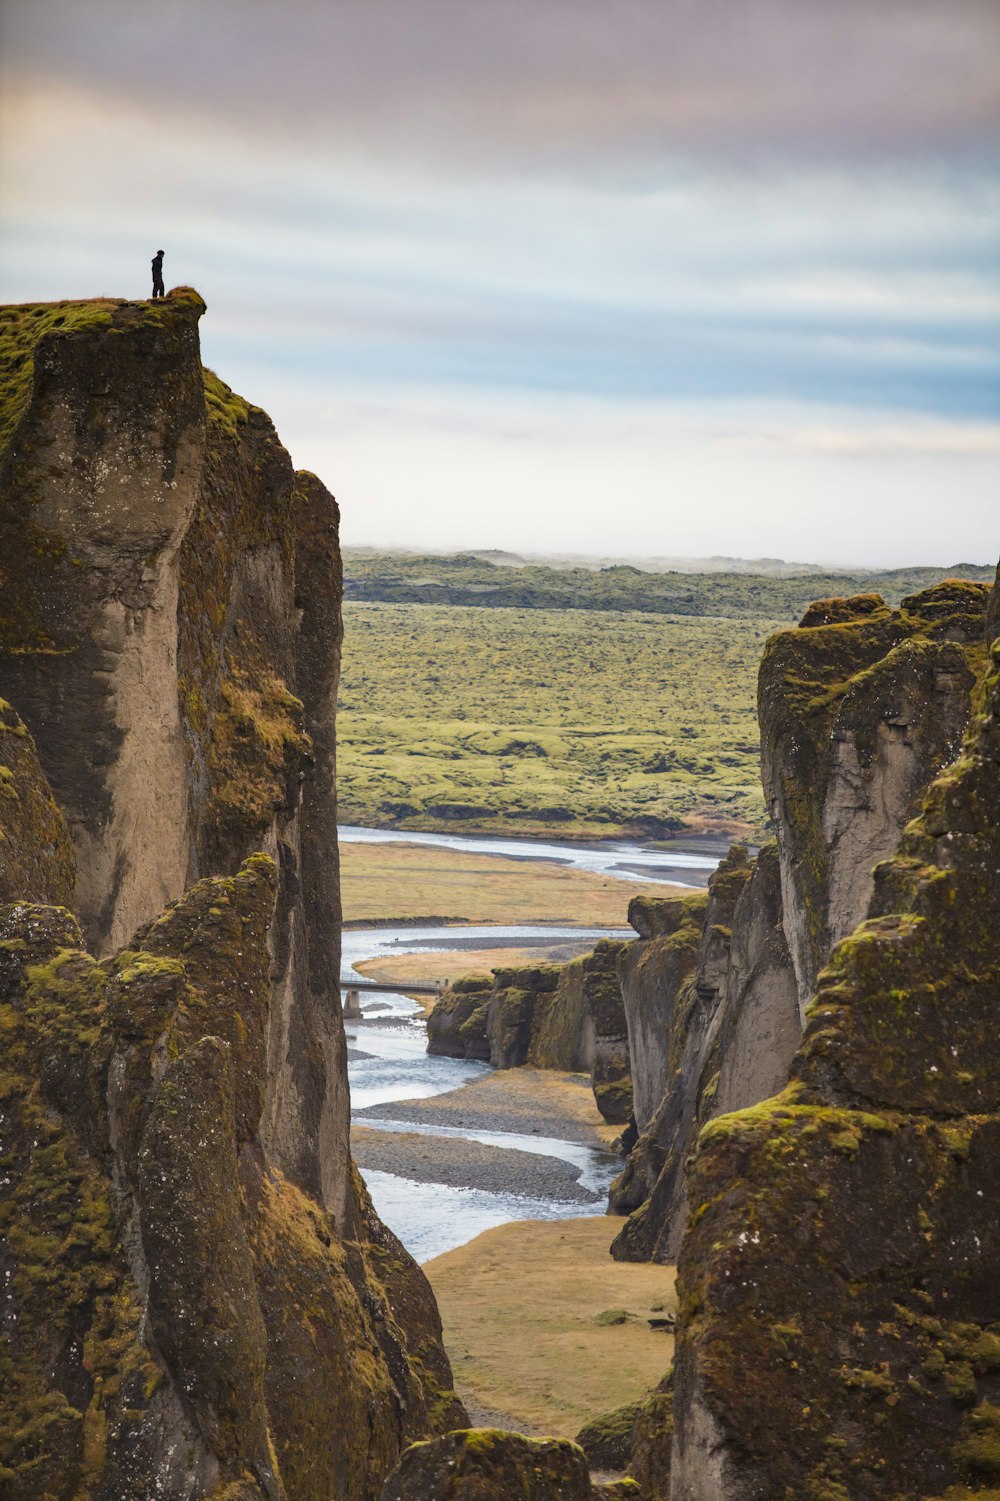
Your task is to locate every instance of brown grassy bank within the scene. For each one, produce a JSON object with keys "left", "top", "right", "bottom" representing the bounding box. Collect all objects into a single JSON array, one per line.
[
  {"left": 339, "top": 839, "right": 688, "bottom": 926},
  {"left": 424, "top": 1216, "right": 675, "bottom": 1437}
]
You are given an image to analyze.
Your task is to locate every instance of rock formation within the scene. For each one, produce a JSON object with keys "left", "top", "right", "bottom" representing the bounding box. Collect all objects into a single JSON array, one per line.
[
  {"left": 609, "top": 844, "right": 800, "bottom": 1262},
  {"left": 761, "top": 580, "right": 988, "bottom": 1007},
  {"left": 609, "top": 580, "right": 988, "bottom": 1264},
  {"left": 0, "top": 293, "right": 464, "bottom": 1499},
  {"left": 380, "top": 1428, "right": 639, "bottom": 1500},
  {"left": 427, "top": 942, "right": 632, "bottom": 1124},
  {"left": 670, "top": 585, "right": 1000, "bottom": 1500}
]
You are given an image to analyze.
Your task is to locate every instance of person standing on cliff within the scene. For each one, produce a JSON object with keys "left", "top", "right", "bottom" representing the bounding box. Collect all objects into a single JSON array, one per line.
[{"left": 151, "top": 249, "right": 165, "bottom": 299}]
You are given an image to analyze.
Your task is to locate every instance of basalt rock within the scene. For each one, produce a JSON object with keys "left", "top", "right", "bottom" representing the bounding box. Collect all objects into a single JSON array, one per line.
[
  {"left": 610, "top": 581, "right": 988, "bottom": 1268},
  {"left": 609, "top": 847, "right": 792, "bottom": 1261},
  {"left": 427, "top": 949, "right": 632, "bottom": 1119},
  {"left": 380, "top": 1429, "right": 596, "bottom": 1500},
  {"left": 0, "top": 293, "right": 353, "bottom": 1218},
  {"left": 0, "top": 858, "right": 464, "bottom": 1501},
  {"left": 0, "top": 698, "right": 76, "bottom": 907},
  {"left": 760, "top": 580, "right": 988, "bottom": 1007},
  {"left": 670, "top": 592, "right": 1000, "bottom": 1499},
  {"left": 0, "top": 295, "right": 465, "bottom": 1499}
]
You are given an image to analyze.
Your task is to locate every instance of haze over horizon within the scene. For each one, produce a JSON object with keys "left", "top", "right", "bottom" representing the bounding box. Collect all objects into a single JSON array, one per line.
[{"left": 2, "top": 0, "right": 998, "bottom": 567}]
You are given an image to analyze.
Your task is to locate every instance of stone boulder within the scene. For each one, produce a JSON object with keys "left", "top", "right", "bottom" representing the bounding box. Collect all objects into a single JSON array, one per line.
[{"left": 381, "top": 1429, "right": 595, "bottom": 1500}]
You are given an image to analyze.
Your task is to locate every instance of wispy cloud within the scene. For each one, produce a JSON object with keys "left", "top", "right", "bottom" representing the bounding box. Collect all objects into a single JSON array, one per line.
[{"left": 1, "top": 0, "right": 997, "bottom": 563}]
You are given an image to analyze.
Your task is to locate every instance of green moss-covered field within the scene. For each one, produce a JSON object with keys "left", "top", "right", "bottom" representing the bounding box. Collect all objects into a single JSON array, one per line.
[{"left": 338, "top": 602, "right": 778, "bottom": 837}]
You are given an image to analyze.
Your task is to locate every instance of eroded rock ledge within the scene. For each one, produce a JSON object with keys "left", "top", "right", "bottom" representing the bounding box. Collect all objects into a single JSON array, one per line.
[{"left": 0, "top": 293, "right": 465, "bottom": 1500}]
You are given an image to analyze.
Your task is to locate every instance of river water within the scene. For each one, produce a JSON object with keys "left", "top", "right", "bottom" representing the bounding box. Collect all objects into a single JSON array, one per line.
[{"left": 342, "top": 827, "right": 724, "bottom": 1260}]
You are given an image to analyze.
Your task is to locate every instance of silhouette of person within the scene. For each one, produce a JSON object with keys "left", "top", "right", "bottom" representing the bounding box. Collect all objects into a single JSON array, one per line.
[{"left": 151, "top": 249, "right": 165, "bottom": 299}]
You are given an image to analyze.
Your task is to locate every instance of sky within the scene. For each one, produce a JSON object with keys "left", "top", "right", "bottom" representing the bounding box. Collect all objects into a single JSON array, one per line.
[{"left": 1, "top": 0, "right": 998, "bottom": 567}]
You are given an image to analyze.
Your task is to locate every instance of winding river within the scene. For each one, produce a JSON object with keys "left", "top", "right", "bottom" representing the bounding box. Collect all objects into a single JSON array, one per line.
[{"left": 341, "top": 828, "right": 725, "bottom": 1260}]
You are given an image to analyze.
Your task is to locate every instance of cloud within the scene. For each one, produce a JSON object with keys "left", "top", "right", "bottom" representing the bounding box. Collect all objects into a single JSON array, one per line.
[
  {"left": 2, "top": 0, "right": 997, "bottom": 563},
  {"left": 3, "top": 0, "right": 999, "bottom": 168}
]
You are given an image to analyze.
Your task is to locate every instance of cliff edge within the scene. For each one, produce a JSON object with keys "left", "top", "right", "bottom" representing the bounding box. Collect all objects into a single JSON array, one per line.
[{"left": 0, "top": 293, "right": 465, "bottom": 1500}]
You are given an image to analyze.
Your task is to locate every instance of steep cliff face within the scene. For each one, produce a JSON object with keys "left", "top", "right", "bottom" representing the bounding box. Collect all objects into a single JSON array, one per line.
[
  {"left": 427, "top": 944, "right": 632, "bottom": 1123},
  {"left": 761, "top": 582, "right": 988, "bottom": 1006},
  {"left": 0, "top": 858, "right": 463, "bottom": 1501},
  {"left": 0, "top": 698, "right": 76, "bottom": 907},
  {"left": 608, "top": 581, "right": 988, "bottom": 1269},
  {"left": 0, "top": 294, "right": 465, "bottom": 1499},
  {"left": 608, "top": 846, "right": 798, "bottom": 1263},
  {"left": 0, "top": 293, "right": 348, "bottom": 1220},
  {"left": 670, "top": 585, "right": 1000, "bottom": 1500}
]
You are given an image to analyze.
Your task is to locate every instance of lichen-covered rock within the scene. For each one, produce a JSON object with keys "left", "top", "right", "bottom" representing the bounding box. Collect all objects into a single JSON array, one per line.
[
  {"left": 0, "top": 294, "right": 349, "bottom": 1222},
  {"left": 575, "top": 1397, "right": 647, "bottom": 1470},
  {"left": 760, "top": 580, "right": 988, "bottom": 1005},
  {"left": 670, "top": 613, "right": 1000, "bottom": 1499},
  {"left": 380, "top": 1428, "right": 595, "bottom": 1500},
  {"left": 427, "top": 951, "right": 631, "bottom": 1118},
  {"left": 609, "top": 848, "right": 759, "bottom": 1259},
  {"left": 427, "top": 976, "right": 493, "bottom": 1059},
  {"left": 0, "top": 856, "right": 465, "bottom": 1501},
  {"left": 0, "top": 698, "right": 75, "bottom": 906},
  {"left": 581, "top": 940, "right": 632, "bottom": 1125},
  {"left": 616, "top": 891, "right": 708, "bottom": 1138},
  {"left": 0, "top": 294, "right": 465, "bottom": 1499},
  {"left": 627, "top": 1368, "right": 674, "bottom": 1501}
]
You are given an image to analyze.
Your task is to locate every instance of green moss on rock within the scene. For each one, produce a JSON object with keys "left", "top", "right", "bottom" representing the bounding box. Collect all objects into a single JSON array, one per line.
[
  {"left": 381, "top": 1428, "right": 594, "bottom": 1500},
  {"left": 0, "top": 700, "right": 76, "bottom": 908}
]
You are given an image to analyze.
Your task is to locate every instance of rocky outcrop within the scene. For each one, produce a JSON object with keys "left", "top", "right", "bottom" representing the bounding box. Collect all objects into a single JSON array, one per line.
[
  {"left": 380, "top": 1429, "right": 599, "bottom": 1500},
  {"left": 0, "top": 295, "right": 465, "bottom": 1499},
  {"left": 0, "top": 698, "right": 76, "bottom": 907},
  {"left": 670, "top": 593, "right": 1000, "bottom": 1499},
  {"left": 427, "top": 944, "right": 632, "bottom": 1122},
  {"left": 609, "top": 846, "right": 797, "bottom": 1261},
  {"left": 0, "top": 857, "right": 464, "bottom": 1500},
  {"left": 761, "top": 581, "right": 988, "bottom": 1007},
  {"left": 609, "top": 580, "right": 988, "bottom": 1266},
  {"left": 0, "top": 292, "right": 349, "bottom": 1221}
]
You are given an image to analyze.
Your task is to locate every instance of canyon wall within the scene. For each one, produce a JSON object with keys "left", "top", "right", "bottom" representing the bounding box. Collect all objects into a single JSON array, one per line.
[
  {"left": 0, "top": 294, "right": 464, "bottom": 1500},
  {"left": 608, "top": 580, "right": 988, "bottom": 1266},
  {"left": 427, "top": 940, "right": 633, "bottom": 1124},
  {"left": 671, "top": 577, "right": 1000, "bottom": 1500}
]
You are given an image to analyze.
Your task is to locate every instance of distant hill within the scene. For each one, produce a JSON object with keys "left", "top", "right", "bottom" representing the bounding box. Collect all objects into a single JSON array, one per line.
[{"left": 341, "top": 551, "right": 995, "bottom": 620}]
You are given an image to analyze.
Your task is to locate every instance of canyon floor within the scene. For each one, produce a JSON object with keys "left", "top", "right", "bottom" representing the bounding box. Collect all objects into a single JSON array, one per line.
[
  {"left": 425, "top": 1215, "right": 675, "bottom": 1437},
  {"left": 340, "top": 836, "right": 690, "bottom": 927}
]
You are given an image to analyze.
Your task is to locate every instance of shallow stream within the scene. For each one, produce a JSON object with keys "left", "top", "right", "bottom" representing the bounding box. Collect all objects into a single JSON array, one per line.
[{"left": 342, "top": 829, "right": 725, "bottom": 1261}]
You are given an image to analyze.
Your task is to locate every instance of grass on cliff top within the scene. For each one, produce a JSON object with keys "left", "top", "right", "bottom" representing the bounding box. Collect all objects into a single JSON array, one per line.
[
  {"left": 0, "top": 299, "right": 116, "bottom": 455},
  {"left": 339, "top": 839, "right": 687, "bottom": 927},
  {"left": 424, "top": 1215, "right": 675, "bottom": 1437},
  {"left": 338, "top": 602, "right": 777, "bottom": 839}
]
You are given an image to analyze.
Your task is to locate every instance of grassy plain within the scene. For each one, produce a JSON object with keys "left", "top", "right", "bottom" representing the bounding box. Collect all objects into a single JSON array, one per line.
[
  {"left": 425, "top": 1216, "right": 675, "bottom": 1436},
  {"left": 339, "top": 840, "right": 686, "bottom": 926},
  {"left": 338, "top": 602, "right": 777, "bottom": 837}
]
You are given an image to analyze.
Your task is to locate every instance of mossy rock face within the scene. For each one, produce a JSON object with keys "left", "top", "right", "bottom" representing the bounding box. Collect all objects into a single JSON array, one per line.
[
  {"left": 760, "top": 577, "right": 988, "bottom": 1003},
  {"left": 427, "top": 981, "right": 492, "bottom": 1058},
  {"left": 380, "top": 1428, "right": 595, "bottom": 1500},
  {"left": 0, "top": 858, "right": 466, "bottom": 1500},
  {"left": 576, "top": 1396, "right": 646, "bottom": 1468},
  {"left": 627, "top": 1368, "right": 674, "bottom": 1501},
  {"left": 0, "top": 698, "right": 75, "bottom": 907},
  {"left": 671, "top": 610, "right": 1000, "bottom": 1500},
  {"left": 610, "top": 847, "right": 754, "bottom": 1259}
]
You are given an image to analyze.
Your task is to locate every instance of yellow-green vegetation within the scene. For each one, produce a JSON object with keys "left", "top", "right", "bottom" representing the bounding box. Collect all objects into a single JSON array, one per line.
[
  {"left": 0, "top": 299, "right": 115, "bottom": 454},
  {"left": 424, "top": 1216, "right": 675, "bottom": 1437},
  {"left": 339, "top": 602, "right": 777, "bottom": 837},
  {"left": 203, "top": 367, "right": 251, "bottom": 439},
  {"left": 340, "top": 838, "right": 687, "bottom": 926}
]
